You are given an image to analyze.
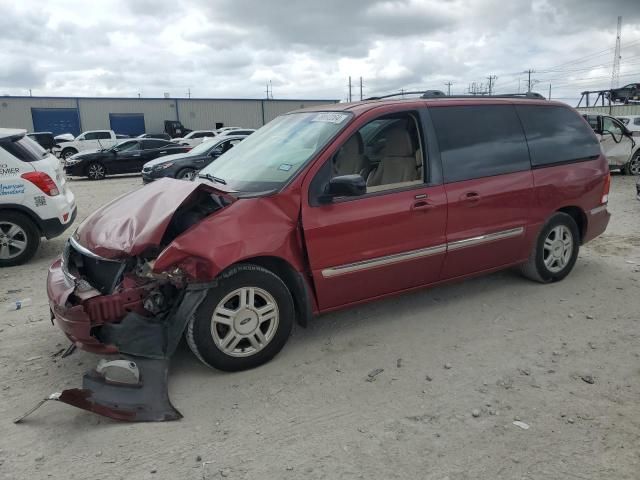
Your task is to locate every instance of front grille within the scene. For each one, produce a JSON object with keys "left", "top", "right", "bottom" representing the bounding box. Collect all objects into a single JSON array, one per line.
[{"left": 67, "top": 239, "right": 126, "bottom": 294}]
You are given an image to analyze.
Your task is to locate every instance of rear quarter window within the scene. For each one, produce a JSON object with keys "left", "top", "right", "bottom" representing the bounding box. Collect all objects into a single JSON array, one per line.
[
  {"left": 516, "top": 105, "right": 600, "bottom": 167},
  {"left": 430, "top": 105, "right": 530, "bottom": 183},
  {"left": 0, "top": 136, "right": 47, "bottom": 162}
]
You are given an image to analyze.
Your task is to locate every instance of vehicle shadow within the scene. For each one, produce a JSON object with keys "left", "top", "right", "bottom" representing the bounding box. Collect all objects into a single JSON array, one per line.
[{"left": 66, "top": 174, "right": 142, "bottom": 182}]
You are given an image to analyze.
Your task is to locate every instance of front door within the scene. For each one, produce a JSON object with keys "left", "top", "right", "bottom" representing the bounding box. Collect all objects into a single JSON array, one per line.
[
  {"left": 599, "top": 116, "right": 633, "bottom": 169},
  {"left": 302, "top": 111, "right": 447, "bottom": 310},
  {"left": 428, "top": 104, "right": 534, "bottom": 279}
]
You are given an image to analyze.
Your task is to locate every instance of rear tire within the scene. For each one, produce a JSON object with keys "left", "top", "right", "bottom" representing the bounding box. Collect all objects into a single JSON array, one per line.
[
  {"left": 0, "top": 212, "right": 41, "bottom": 267},
  {"left": 86, "top": 162, "right": 106, "bottom": 180},
  {"left": 186, "top": 264, "right": 295, "bottom": 372},
  {"left": 520, "top": 212, "right": 580, "bottom": 283}
]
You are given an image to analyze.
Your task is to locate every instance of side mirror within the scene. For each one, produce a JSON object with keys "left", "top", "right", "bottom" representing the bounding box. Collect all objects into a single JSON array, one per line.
[{"left": 321, "top": 175, "right": 366, "bottom": 202}]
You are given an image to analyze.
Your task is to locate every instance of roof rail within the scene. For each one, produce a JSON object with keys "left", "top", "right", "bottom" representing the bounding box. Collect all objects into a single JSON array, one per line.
[{"left": 365, "top": 91, "right": 546, "bottom": 101}]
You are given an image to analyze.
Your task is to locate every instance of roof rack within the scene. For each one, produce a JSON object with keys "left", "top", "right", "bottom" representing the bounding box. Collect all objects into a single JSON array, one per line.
[{"left": 365, "top": 91, "right": 546, "bottom": 101}]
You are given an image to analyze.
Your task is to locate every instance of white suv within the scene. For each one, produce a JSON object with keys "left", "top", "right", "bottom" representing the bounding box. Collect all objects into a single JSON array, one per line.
[{"left": 0, "top": 129, "right": 76, "bottom": 266}]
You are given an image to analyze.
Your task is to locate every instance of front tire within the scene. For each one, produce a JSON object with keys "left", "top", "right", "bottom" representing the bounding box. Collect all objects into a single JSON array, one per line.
[
  {"left": 0, "top": 212, "right": 41, "bottom": 267},
  {"left": 86, "top": 162, "right": 106, "bottom": 180},
  {"left": 176, "top": 168, "right": 196, "bottom": 181},
  {"left": 186, "top": 264, "right": 295, "bottom": 371},
  {"left": 520, "top": 212, "right": 580, "bottom": 283},
  {"left": 61, "top": 148, "right": 77, "bottom": 160},
  {"left": 624, "top": 151, "right": 640, "bottom": 175}
]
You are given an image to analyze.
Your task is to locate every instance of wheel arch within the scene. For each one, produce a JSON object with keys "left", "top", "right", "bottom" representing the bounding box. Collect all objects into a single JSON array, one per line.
[
  {"left": 556, "top": 206, "right": 587, "bottom": 243},
  {"left": 0, "top": 205, "right": 43, "bottom": 236},
  {"left": 235, "top": 256, "right": 315, "bottom": 327}
]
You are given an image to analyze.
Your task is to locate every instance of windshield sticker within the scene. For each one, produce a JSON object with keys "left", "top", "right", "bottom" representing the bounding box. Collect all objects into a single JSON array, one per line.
[
  {"left": 0, "top": 183, "right": 26, "bottom": 196},
  {"left": 278, "top": 164, "right": 293, "bottom": 171},
  {"left": 312, "top": 113, "right": 349, "bottom": 124}
]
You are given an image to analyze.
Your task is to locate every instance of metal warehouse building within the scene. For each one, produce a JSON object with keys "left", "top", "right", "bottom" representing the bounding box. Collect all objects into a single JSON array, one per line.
[{"left": 0, "top": 96, "right": 338, "bottom": 137}]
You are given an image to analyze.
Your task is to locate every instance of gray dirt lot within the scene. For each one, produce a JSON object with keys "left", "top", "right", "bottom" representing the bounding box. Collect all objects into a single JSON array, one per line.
[{"left": 1, "top": 175, "right": 639, "bottom": 480}]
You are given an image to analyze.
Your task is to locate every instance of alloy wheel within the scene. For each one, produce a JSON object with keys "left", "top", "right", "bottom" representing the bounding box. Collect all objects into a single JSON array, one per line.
[
  {"left": 0, "top": 222, "right": 28, "bottom": 260},
  {"left": 88, "top": 163, "right": 105, "bottom": 180},
  {"left": 543, "top": 225, "right": 573, "bottom": 273},
  {"left": 629, "top": 154, "right": 640, "bottom": 175},
  {"left": 209, "top": 287, "right": 279, "bottom": 358}
]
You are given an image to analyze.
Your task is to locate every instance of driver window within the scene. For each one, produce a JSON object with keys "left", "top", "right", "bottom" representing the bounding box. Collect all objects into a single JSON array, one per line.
[
  {"left": 330, "top": 112, "right": 424, "bottom": 194},
  {"left": 603, "top": 117, "right": 623, "bottom": 136}
]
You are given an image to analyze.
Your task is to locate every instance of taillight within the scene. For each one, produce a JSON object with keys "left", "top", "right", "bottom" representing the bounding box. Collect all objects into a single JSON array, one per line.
[
  {"left": 21, "top": 171, "right": 60, "bottom": 196},
  {"left": 601, "top": 173, "right": 611, "bottom": 204}
]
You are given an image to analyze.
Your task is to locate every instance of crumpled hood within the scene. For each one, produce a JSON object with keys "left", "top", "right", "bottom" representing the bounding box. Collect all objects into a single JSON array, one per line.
[{"left": 74, "top": 178, "right": 226, "bottom": 259}]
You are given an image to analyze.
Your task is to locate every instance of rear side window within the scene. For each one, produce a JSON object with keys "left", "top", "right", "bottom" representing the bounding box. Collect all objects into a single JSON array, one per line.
[
  {"left": 431, "top": 105, "right": 530, "bottom": 183},
  {"left": 516, "top": 105, "right": 600, "bottom": 167},
  {"left": 0, "top": 135, "right": 47, "bottom": 162},
  {"left": 142, "top": 139, "right": 170, "bottom": 149}
]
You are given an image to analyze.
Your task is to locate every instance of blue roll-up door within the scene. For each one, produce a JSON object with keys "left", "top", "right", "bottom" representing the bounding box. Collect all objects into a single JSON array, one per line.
[
  {"left": 31, "top": 108, "right": 81, "bottom": 136},
  {"left": 109, "top": 113, "right": 145, "bottom": 136}
]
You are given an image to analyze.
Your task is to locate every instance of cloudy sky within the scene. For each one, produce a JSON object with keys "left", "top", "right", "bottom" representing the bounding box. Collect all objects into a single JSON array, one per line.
[{"left": 1, "top": 0, "right": 639, "bottom": 105}]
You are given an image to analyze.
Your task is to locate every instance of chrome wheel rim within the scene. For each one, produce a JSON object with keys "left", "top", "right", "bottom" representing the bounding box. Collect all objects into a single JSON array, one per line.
[
  {"left": 630, "top": 154, "right": 640, "bottom": 175},
  {"left": 0, "top": 222, "right": 28, "bottom": 259},
  {"left": 88, "top": 164, "right": 105, "bottom": 179},
  {"left": 543, "top": 225, "right": 573, "bottom": 273},
  {"left": 210, "top": 287, "right": 279, "bottom": 357}
]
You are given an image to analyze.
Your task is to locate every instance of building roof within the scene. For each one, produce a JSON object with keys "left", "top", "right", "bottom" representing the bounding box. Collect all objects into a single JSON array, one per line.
[{"left": 0, "top": 95, "right": 338, "bottom": 103}]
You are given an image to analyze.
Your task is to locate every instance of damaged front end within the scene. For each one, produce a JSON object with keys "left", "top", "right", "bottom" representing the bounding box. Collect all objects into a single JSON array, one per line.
[{"left": 19, "top": 179, "right": 233, "bottom": 423}]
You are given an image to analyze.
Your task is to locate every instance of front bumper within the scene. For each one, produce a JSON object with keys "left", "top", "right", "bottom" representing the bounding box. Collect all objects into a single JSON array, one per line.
[{"left": 47, "top": 259, "right": 119, "bottom": 354}]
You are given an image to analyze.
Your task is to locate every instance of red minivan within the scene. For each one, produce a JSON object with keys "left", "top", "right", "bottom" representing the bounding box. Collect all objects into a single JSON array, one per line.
[{"left": 44, "top": 95, "right": 610, "bottom": 419}]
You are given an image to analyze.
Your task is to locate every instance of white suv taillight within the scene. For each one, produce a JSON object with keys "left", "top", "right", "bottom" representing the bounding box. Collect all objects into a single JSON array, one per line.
[
  {"left": 601, "top": 173, "right": 611, "bottom": 204},
  {"left": 21, "top": 172, "right": 60, "bottom": 196}
]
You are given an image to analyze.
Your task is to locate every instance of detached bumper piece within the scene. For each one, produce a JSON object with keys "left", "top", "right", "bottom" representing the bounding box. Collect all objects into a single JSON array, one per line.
[{"left": 15, "top": 356, "right": 181, "bottom": 423}]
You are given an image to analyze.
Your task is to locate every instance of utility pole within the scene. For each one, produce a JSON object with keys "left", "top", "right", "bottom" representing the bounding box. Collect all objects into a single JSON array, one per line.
[
  {"left": 29, "top": 89, "right": 32, "bottom": 97},
  {"left": 611, "top": 16, "right": 622, "bottom": 89},
  {"left": 548, "top": 83, "right": 552, "bottom": 100},
  {"left": 444, "top": 81, "right": 453, "bottom": 96},
  {"left": 348, "top": 76, "right": 352, "bottom": 102},
  {"left": 186, "top": 88, "right": 191, "bottom": 99},
  {"left": 487, "top": 75, "right": 497, "bottom": 95},
  {"left": 359, "top": 76, "right": 363, "bottom": 101},
  {"left": 524, "top": 69, "right": 535, "bottom": 92},
  {"left": 400, "top": 88, "right": 405, "bottom": 98},
  {"left": 265, "top": 82, "right": 271, "bottom": 99},
  {"left": 269, "top": 80, "right": 273, "bottom": 99}
]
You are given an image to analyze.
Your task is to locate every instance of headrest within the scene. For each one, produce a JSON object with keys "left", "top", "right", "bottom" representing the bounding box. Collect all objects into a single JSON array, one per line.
[
  {"left": 339, "top": 132, "right": 363, "bottom": 157},
  {"left": 383, "top": 128, "right": 414, "bottom": 156}
]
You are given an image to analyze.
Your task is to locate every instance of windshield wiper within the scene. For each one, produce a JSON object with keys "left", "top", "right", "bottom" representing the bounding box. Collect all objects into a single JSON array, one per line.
[{"left": 198, "top": 173, "right": 227, "bottom": 185}]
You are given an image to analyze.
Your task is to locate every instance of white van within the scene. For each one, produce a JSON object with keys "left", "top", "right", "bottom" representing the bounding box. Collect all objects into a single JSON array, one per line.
[{"left": 0, "top": 129, "right": 76, "bottom": 266}]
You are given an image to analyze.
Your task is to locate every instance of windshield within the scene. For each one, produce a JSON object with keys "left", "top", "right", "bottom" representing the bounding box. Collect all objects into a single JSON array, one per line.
[
  {"left": 189, "top": 138, "right": 220, "bottom": 156},
  {"left": 198, "top": 111, "right": 352, "bottom": 192}
]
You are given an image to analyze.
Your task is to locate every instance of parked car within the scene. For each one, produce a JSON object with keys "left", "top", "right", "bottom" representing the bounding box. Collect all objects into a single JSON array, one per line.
[
  {"left": 137, "top": 133, "right": 172, "bottom": 141},
  {"left": 53, "top": 130, "right": 122, "bottom": 160},
  {"left": 583, "top": 114, "right": 640, "bottom": 175},
  {"left": 215, "top": 127, "right": 241, "bottom": 134},
  {"left": 616, "top": 115, "right": 640, "bottom": 134},
  {"left": 216, "top": 128, "right": 255, "bottom": 137},
  {"left": 64, "top": 138, "right": 190, "bottom": 180},
  {"left": 27, "top": 132, "right": 57, "bottom": 151},
  {"left": 171, "top": 130, "right": 218, "bottom": 147},
  {"left": 606, "top": 83, "right": 640, "bottom": 104},
  {"left": 142, "top": 134, "right": 248, "bottom": 182},
  {"left": 0, "top": 128, "right": 76, "bottom": 266},
  {"left": 48, "top": 95, "right": 611, "bottom": 416}
]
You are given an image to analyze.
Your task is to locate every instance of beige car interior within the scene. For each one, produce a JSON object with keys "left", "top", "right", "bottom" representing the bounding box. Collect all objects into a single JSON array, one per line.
[{"left": 332, "top": 115, "right": 423, "bottom": 194}]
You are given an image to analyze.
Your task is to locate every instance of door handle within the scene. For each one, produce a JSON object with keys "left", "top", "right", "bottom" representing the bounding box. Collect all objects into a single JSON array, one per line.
[
  {"left": 159, "top": 151, "right": 167, "bottom": 154},
  {"left": 412, "top": 200, "right": 433, "bottom": 211},
  {"left": 460, "top": 191, "right": 480, "bottom": 203}
]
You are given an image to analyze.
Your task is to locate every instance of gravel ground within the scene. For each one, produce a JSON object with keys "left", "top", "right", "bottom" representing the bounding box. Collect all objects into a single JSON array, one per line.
[{"left": 1, "top": 174, "right": 639, "bottom": 480}]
